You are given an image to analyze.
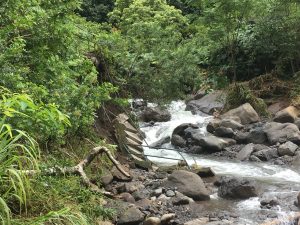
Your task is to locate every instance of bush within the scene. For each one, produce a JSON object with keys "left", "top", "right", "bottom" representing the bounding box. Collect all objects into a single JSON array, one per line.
[
  {"left": 225, "top": 83, "right": 269, "bottom": 117},
  {"left": 0, "top": 0, "right": 117, "bottom": 134},
  {"left": 0, "top": 87, "right": 70, "bottom": 142}
]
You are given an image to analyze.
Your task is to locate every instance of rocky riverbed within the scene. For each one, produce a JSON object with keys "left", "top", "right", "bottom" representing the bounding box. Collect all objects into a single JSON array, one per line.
[{"left": 102, "top": 94, "right": 300, "bottom": 225}]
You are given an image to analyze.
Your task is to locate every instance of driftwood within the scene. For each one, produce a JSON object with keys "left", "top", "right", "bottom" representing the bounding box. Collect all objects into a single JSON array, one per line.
[{"left": 25, "top": 146, "right": 131, "bottom": 197}]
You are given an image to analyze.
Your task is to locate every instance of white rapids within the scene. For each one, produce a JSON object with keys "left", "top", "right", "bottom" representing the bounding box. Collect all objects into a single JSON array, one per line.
[{"left": 138, "top": 100, "right": 300, "bottom": 225}]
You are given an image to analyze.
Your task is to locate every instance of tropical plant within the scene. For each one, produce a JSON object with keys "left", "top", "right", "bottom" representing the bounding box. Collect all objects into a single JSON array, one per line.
[
  {"left": 0, "top": 122, "right": 39, "bottom": 224},
  {"left": 0, "top": 0, "right": 118, "bottom": 133}
]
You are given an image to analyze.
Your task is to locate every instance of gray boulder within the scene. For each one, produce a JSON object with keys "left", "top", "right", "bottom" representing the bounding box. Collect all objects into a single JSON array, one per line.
[
  {"left": 236, "top": 143, "right": 255, "bottom": 161},
  {"left": 117, "top": 206, "right": 144, "bottom": 225},
  {"left": 140, "top": 107, "right": 171, "bottom": 122},
  {"left": 214, "top": 127, "right": 234, "bottom": 138},
  {"left": 172, "top": 123, "right": 198, "bottom": 137},
  {"left": 198, "top": 136, "right": 236, "bottom": 152},
  {"left": 263, "top": 122, "right": 300, "bottom": 145},
  {"left": 218, "top": 177, "right": 258, "bottom": 199},
  {"left": 163, "top": 170, "right": 210, "bottom": 201},
  {"left": 278, "top": 141, "right": 298, "bottom": 156},
  {"left": 295, "top": 118, "right": 300, "bottom": 129},
  {"left": 253, "top": 147, "right": 278, "bottom": 161},
  {"left": 220, "top": 119, "right": 243, "bottom": 130},
  {"left": 246, "top": 127, "right": 267, "bottom": 144},
  {"left": 186, "top": 91, "right": 225, "bottom": 115},
  {"left": 206, "top": 119, "right": 221, "bottom": 133},
  {"left": 171, "top": 134, "right": 186, "bottom": 148},
  {"left": 221, "top": 103, "right": 260, "bottom": 125},
  {"left": 273, "top": 106, "right": 299, "bottom": 123},
  {"left": 234, "top": 131, "right": 249, "bottom": 144}
]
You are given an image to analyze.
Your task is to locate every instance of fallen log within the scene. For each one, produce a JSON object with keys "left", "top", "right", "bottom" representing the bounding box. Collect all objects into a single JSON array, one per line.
[{"left": 24, "top": 146, "right": 131, "bottom": 197}]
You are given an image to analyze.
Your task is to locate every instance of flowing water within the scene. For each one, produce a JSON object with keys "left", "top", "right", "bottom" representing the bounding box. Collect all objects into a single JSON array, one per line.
[{"left": 138, "top": 101, "right": 300, "bottom": 225}]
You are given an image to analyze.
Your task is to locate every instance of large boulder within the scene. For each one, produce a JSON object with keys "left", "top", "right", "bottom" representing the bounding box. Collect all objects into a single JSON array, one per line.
[
  {"left": 273, "top": 106, "right": 299, "bottom": 123},
  {"left": 263, "top": 122, "right": 300, "bottom": 145},
  {"left": 140, "top": 107, "right": 171, "bottom": 122},
  {"left": 197, "top": 136, "right": 236, "bottom": 152},
  {"left": 163, "top": 170, "right": 210, "bottom": 201},
  {"left": 214, "top": 127, "right": 234, "bottom": 138},
  {"left": 171, "top": 134, "right": 186, "bottom": 148},
  {"left": 117, "top": 206, "right": 145, "bottom": 225},
  {"left": 185, "top": 91, "right": 225, "bottom": 115},
  {"left": 217, "top": 177, "right": 259, "bottom": 199},
  {"left": 278, "top": 141, "right": 298, "bottom": 156},
  {"left": 172, "top": 123, "right": 199, "bottom": 137},
  {"left": 268, "top": 100, "right": 290, "bottom": 116},
  {"left": 221, "top": 103, "right": 260, "bottom": 125}
]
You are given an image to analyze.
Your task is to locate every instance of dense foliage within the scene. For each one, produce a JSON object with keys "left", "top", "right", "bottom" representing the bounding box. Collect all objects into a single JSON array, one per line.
[{"left": 0, "top": 0, "right": 117, "bottom": 136}]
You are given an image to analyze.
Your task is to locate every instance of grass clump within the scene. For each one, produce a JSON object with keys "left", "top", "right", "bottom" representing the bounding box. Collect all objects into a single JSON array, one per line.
[{"left": 224, "top": 83, "right": 270, "bottom": 117}]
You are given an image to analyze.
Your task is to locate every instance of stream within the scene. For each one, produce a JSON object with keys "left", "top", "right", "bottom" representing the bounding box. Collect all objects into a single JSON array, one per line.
[{"left": 139, "top": 101, "right": 300, "bottom": 225}]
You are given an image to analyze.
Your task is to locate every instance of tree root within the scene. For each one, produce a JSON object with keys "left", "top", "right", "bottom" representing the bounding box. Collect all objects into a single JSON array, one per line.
[{"left": 24, "top": 146, "right": 131, "bottom": 197}]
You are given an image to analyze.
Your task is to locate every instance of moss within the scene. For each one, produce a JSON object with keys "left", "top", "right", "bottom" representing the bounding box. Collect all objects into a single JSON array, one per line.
[{"left": 225, "top": 83, "right": 270, "bottom": 117}]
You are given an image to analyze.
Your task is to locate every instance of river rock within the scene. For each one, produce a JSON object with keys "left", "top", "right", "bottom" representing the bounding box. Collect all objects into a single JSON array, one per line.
[
  {"left": 273, "top": 106, "right": 299, "bottom": 123},
  {"left": 172, "top": 192, "right": 192, "bottom": 205},
  {"left": 150, "top": 136, "right": 171, "bottom": 148},
  {"left": 297, "top": 192, "right": 300, "bottom": 207},
  {"left": 161, "top": 213, "right": 176, "bottom": 225},
  {"left": 119, "top": 193, "right": 135, "bottom": 203},
  {"left": 171, "top": 134, "right": 186, "bottom": 148},
  {"left": 101, "top": 172, "right": 114, "bottom": 186},
  {"left": 163, "top": 170, "right": 210, "bottom": 201},
  {"left": 292, "top": 152, "right": 300, "bottom": 169},
  {"left": 218, "top": 177, "right": 258, "bottom": 199},
  {"left": 118, "top": 206, "right": 144, "bottom": 225},
  {"left": 214, "top": 127, "right": 234, "bottom": 138},
  {"left": 198, "top": 136, "right": 236, "bottom": 152},
  {"left": 140, "top": 107, "right": 171, "bottom": 122},
  {"left": 294, "top": 118, "right": 300, "bottom": 129},
  {"left": 263, "top": 122, "right": 300, "bottom": 145},
  {"left": 143, "top": 217, "right": 161, "bottom": 225},
  {"left": 207, "top": 119, "right": 221, "bottom": 133},
  {"left": 219, "top": 119, "right": 243, "bottom": 130},
  {"left": 221, "top": 103, "right": 260, "bottom": 125},
  {"left": 234, "top": 131, "right": 249, "bottom": 143},
  {"left": 144, "top": 217, "right": 161, "bottom": 225},
  {"left": 236, "top": 143, "right": 255, "bottom": 161},
  {"left": 151, "top": 188, "right": 163, "bottom": 197},
  {"left": 253, "top": 147, "right": 278, "bottom": 161},
  {"left": 260, "top": 198, "right": 279, "bottom": 209},
  {"left": 246, "top": 127, "right": 267, "bottom": 144},
  {"left": 186, "top": 91, "right": 225, "bottom": 115},
  {"left": 278, "top": 141, "right": 298, "bottom": 156},
  {"left": 112, "top": 165, "right": 132, "bottom": 182},
  {"left": 172, "top": 123, "right": 199, "bottom": 137},
  {"left": 268, "top": 101, "right": 290, "bottom": 116}
]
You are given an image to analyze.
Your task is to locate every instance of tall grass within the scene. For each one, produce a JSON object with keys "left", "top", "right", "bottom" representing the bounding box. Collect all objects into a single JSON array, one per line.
[{"left": 0, "top": 121, "right": 39, "bottom": 224}]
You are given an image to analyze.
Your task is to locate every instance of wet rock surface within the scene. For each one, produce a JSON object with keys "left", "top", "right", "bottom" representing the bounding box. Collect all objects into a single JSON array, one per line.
[
  {"left": 217, "top": 177, "right": 259, "bottom": 199},
  {"left": 140, "top": 106, "right": 171, "bottom": 122},
  {"left": 126, "top": 100, "right": 300, "bottom": 225}
]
